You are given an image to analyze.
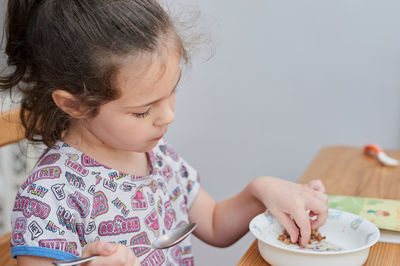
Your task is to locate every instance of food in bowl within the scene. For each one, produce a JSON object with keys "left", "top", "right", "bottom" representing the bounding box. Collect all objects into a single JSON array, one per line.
[
  {"left": 278, "top": 228, "right": 326, "bottom": 245},
  {"left": 249, "top": 209, "right": 380, "bottom": 266}
]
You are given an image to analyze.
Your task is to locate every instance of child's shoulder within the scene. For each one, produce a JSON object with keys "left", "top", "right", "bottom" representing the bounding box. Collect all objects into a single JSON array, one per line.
[
  {"left": 33, "top": 141, "right": 80, "bottom": 168},
  {"left": 152, "top": 138, "right": 180, "bottom": 162},
  {"left": 150, "top": 138, "right": 198, "bottom": 180},
  {"left": 19, "top": 141, "right": 97, "bottom": 195}
]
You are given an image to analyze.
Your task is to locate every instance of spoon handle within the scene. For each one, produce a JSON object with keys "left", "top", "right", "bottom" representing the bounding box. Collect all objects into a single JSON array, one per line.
[
  {"left": 52, "top": 255, "right": 97, "bottom": 266},
  {"left": 52, "top": 244, "right": 152, "bottom": 266}
]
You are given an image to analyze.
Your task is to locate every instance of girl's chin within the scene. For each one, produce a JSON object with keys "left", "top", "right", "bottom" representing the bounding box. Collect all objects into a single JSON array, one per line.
[
  {"left": 117, "top": 138, "right": 161, "bottom": 152},
  {"left": 135, "top": 141, "right": 160, "bottom": 152}
]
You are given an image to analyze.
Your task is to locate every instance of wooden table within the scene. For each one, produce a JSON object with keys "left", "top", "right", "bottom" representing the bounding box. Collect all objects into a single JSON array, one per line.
[{"left": 237, "top": 146, "right": 400, "bottom": 266}]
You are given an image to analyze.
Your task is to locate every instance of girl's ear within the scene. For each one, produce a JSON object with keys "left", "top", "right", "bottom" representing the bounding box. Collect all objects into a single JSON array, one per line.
[{"left": 52, "top": 90, "right": 87, "bottom": 118}]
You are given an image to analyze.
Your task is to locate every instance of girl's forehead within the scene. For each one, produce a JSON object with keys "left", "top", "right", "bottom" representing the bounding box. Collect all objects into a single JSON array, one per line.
[{"left": 113, "top": 50, "right": 181, "bottom": 105}]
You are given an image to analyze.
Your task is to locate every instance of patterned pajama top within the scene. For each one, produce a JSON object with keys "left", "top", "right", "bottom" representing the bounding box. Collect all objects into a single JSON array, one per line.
[{"left": 10, "top": 139, "right": 200, "bottom": 265}]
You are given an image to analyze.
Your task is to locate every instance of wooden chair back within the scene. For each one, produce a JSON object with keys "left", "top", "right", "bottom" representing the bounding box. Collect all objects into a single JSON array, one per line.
[
  {"left": 0, "top": 107, "right": 25, "bottom": 146},
  {"left": 0, "top": 107, "right": 24, "bottom": 266}
]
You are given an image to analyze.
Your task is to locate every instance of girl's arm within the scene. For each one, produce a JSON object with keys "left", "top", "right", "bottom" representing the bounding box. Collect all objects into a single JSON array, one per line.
[
  {"left": 17, "top": 255, "right": 55, "bottom": 266},
  {"left": 16, "top": 241, "right": 139, "bottom": 266},
  {"left": 188, "top": 176, "right": 328, "bottom": 247}
]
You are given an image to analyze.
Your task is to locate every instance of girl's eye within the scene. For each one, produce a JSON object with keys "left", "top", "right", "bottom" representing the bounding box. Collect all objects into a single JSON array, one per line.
[{"left": 133, "top": 108, "right": 151, "bottom": 118}]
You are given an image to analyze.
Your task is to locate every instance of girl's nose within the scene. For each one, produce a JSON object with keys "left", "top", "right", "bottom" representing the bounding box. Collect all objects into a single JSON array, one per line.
[{"left": 154, "top": 101, "right": 175, "bottom": 127}]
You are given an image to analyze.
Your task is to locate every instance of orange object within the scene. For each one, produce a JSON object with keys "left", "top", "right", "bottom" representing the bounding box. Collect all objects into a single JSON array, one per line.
[{"left": 364, "top": 144, "right": 399, "bottom": 167}]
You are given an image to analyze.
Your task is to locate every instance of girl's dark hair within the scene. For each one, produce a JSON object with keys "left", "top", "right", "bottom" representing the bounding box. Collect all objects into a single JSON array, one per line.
[{"left": 0, "top": 0, "right": 187, "bottom": 147}]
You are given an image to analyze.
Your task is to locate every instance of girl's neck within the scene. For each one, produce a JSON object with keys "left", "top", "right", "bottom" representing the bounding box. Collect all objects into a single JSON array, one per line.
[{"left": 62, "top": 122, "right": 150, "bottom": 176}]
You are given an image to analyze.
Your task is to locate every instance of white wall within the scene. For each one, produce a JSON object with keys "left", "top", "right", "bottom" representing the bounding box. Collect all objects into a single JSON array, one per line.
[{"left": 166, "top": 0, "right": 400, "bottom": 265}]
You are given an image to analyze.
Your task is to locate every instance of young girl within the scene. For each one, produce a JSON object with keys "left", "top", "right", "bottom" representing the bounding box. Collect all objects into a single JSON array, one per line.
[{"left": 2, "top": 0, "right": 328, "bottom": 265}]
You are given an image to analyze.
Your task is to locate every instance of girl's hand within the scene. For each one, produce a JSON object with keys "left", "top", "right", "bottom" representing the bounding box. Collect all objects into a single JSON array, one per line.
[
  {"left": 307, "top": 179, "right": 325, "bottom": 193},
  {"left": 251, "top": 177, "right": 328, "bottom": 247},
  {"left": 81, "top": 241, "right": 140, "bottom": 266}
]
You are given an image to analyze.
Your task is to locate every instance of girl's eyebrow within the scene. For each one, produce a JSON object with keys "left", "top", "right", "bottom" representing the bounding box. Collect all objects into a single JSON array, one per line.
[{"left": 133, "top": 71, "right": 182, "bottom": 108}]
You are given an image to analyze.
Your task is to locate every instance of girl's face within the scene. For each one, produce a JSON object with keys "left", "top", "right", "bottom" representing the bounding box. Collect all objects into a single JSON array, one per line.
[{"left": 82, "top": 50, "right": 181, "bottom": 153}]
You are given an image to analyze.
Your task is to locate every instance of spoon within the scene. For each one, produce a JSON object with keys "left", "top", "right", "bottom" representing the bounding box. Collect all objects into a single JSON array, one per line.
[{"left": 53, "top": 223, "right": 197, "bottom": 266}]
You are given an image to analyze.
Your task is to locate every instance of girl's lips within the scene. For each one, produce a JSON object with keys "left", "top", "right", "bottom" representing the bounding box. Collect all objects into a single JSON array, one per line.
[{"left": 152, "top": 135, "right": 163, "bottom": 141}]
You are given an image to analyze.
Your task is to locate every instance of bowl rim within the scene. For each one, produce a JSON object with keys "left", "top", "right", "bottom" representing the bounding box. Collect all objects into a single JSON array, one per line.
[{"left": 249, "top": 209, "right": 381, "bottom": 255}]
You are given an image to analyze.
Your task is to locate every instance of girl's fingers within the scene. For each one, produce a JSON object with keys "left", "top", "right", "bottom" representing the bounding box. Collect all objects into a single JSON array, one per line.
[
  {"left": 306, "top": 194, "right": 329, "bottom": 229},
  {"left": 82, "top": 241, "right": 117, "bottom": 257},
  {"left": 311, "top": 211, "right": 328, "bottom": 229},
  {"left": 311, "top": 189, "right": 329, "bottom": 204},
  {"left": 293, "top": 210, "right": 311, "bottom": 247},
  {"left": 307, "top": 180, "right": 325, "bottom": 193},
  {"left": 273, "top": 211, "right": 299, "bottom": 243},
  {"left": 311, "top": 219, "right": 320, "bottom": 229},
  {"left": 291, "top": 189, "right": 328, "bottom": 246},
  {"left": 81, "top": 241, "right": 137, "bottom": 266}
]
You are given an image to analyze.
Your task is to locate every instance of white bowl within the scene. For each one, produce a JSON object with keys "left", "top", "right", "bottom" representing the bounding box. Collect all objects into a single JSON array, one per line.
[{"left": 249, "top": 209, "right": 380, "bottom": 266}]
